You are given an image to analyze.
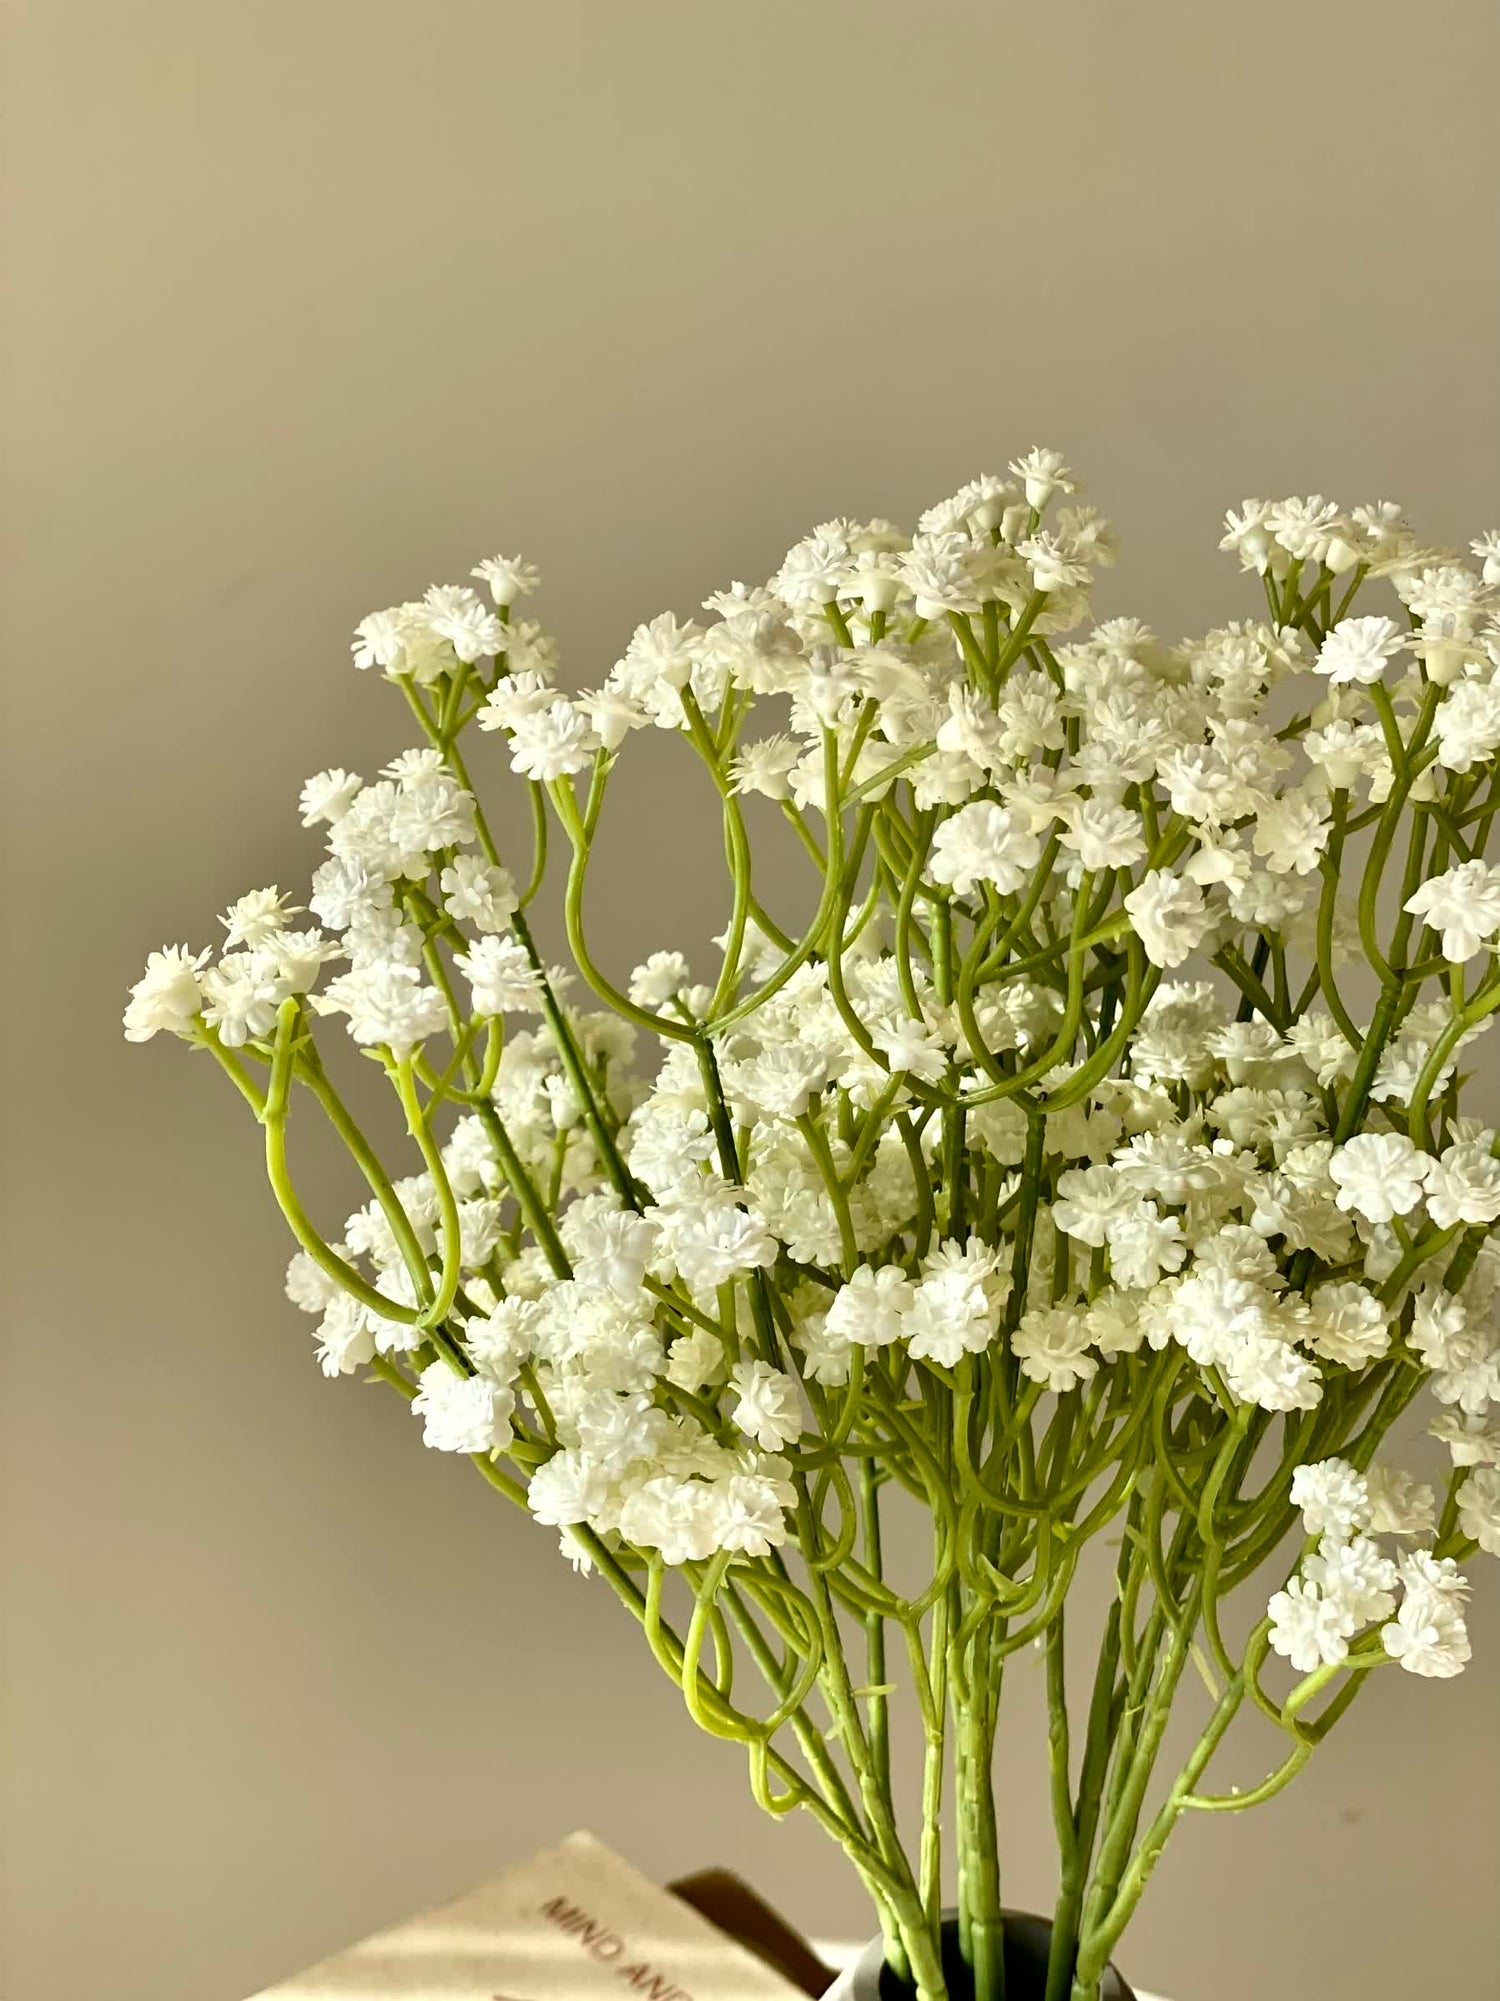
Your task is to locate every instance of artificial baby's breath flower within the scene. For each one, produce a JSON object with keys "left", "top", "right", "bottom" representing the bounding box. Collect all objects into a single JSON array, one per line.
[
  {"left": 1051, "top": 1165, "right": 1132, "bottom": 1247},
  {"left": 504, "top": 698, "right": 600, "bottom": 780},
  {"left": 1017, "top": 532, "right": 1092, "bottom": 594},
  {"left": 897, "top": 534, "right": 990, "bottom": 619},
  {"left": 578, "top": 686, "right": 648, "bottom": 751},
  {"left": 423, "top": 585, "right": 504, "bottom": 663},
  {"left": 298, "top": 768, "right": 364, "bottom": 827},
  {"left": 313, "top": 963, "right": 449, "bottom": 1053},
  {"left": 1457, "top": 1467, "right": 1500, "bottom": 1555},
  {"left": 1121, "top": 871, "right": 1211, "bottom": 969},
  {"left": 412, "top": 1361, "right": 515, "bottom": 1453},
  {"left": 825, "top": 1264, "right": 914, "bottom": 1352},
  {"left": 1382, "top": 1551, "right": 1472, "bottom": 1678},
  {"left": 871, "top": 1017, "right": 948, "bottom": 1082},
  {"left": 1268, "top": 1575, "right": 1357, "bottom": 1671},
  {"left": 1327, "top": 1132, "right": 1427, "bottom": 1225},
  {"left": 665, "top": 1326, "right": 724, "bottom": 1394},
  {"left": 1431, "top": 1412, "right": 1500, "bottom": 1468},
  {"left": 902, "top": 1241, "right": 1007, "bottom": 1366},
  {"left": 351, "top": 608, "right": 406, "bottom": 672},
  {"left": 1420, "top": 1140, "right": 1500, "bottom": 1228},
  {"left": 1219, "top": 501, "right": 1280, "bottom": 576},
  {"left": 728, "top": 1361, "right": 804, "bottom": 1450},
  {"left": 220, "top": 886, "right": 302, "bottom": 950},
  {"left": 1364, "top": 1463, "right": 1436, "bottom": 1538},
  {"left": 1304, "top": 1536, "right": 1398, "bottom": 1624},
  {"left": 1059, "top": 799, "right": 1146, "bottom": 871},
  {"left": 1404, "top": 860, "right": 1500, "bottom": 963},
  {"left": 477, "top": 671, "right": 556, "bottom": 734},
  {"left": 1008, "top": 446, "right": 1075, "bottom": 511},
  {"left": 200, "top": 950, "right": 291, "bottom": 1047},
  {"left": 1269, "top": 1533, "right": 1397, "bottom": 1671},
  {"left": 775, "top": 533, "right": 853, "bottom": 608},
  {"left": 1012, "top": 1305, "right": 1097, "bottom": 1391},
  {"left": 629, "top": 952, "right": 692, "bottom": 1010},
  {"left": 1314, "top": 615, "right": 1407, "bottom": 686},
  {"left": 440, "top": 856, "right": 518, "bottom": 934},
  {"left": 123, "top": 945, "right": 210, "bottom": 1042},
  {"left": 1304, "top": 1281, "right": 1391, "bottom": 1368},
  {"left": 456, "top": 935, "right": 544, "bottom": 1016},
  {"left": 1290, "top": 1459, "right": 1371, "bottom": 1543},
  {"left": 1266, "top": 495, "right": 1344, "bottom": 565},
  {"left": 1432, "top": 679, "right": 1500, "bottom": 773},
  {"left": 655, "top": 1198, "right": 776, "bottom": 1294},
  {"left": 730, "top": 734, "right": 803, "bottom": 800},
  {"left": 136, "top": 463, "right": 1500, "bottom": 1928},
  {"left": 470, "top": 553, "right": 540, "bottom": 606},
  {"left": 928, "top": 802, "right": 1042, "bottom": 897}
]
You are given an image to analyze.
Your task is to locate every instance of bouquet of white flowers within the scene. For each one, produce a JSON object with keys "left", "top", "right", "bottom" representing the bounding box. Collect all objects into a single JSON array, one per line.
[{"left": 128, "top": 456, "right": 1500, "bottom": 2001}]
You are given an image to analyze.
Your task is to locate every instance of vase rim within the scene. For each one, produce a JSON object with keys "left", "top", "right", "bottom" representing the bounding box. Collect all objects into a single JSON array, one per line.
[{"left": 831, "top": 1910, "right": 1136, "bottom": 2001}]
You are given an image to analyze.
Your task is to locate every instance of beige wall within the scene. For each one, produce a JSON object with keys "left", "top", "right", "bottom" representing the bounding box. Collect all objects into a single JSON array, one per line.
[{"left": 4, "top": 4, "right": 1499, "bottom": 1998}]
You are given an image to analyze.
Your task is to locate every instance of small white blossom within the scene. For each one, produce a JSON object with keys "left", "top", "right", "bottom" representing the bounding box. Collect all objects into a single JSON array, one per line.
[
  {"left": 411, "top": 1362, "right": 514, "bottom": 1453},
  {"left": 1305, "top": 1534, "right": 1398, "bottom": 1625},
  {"left": 1382, "top": 1550, "right": 1472, "bottom": 1678},
  {"left": 123, "top": 945, "right": 210, "bottom": 1042},
  {"left": 1314, "top": 616, "right": 1407, "bottom": 685},
  {"left": 440, "top": 857, "right": 518, "bottom": 934},
  {"left": 313, "top": 962, "right": 448, "bottom": 1053},
  {"left": 1365, "top": 1463, "right": 1436, "bottom": 1537},
  {"left": 1327, "top": 1132, "right": 1427, "bottom": 1225},
  {"left": 728, "top": 1361, "right": 805, "bottom": 1450},
  {"left": 903, "top": 1242, "right": 1008, "bottom": 1365},
  {"left": 629, "top": 952, "right": 693, "bottom": 1009},
  {"left": 456, "top": 936, "right": 544, "bottom": 1016},
  {"left": 1008, "top": 446, "right": 1076, "bottom": 512},
  {"left": 351, "top": 608, "right": 407, "bottom": 672},
  {"left": 729, "top": 734, "right": 803, "bottom": 801},
  {"left": 1434, "top": 679, "right": 1500, "bottom": 772},
  {"left": 1404, "top": 861, "right": 1500, "bottom": 964},
  {"left": 1304, "top": 1281, "right": 1391, "bottom": 1369},
  {"left": 897, "top": 533, "right": 989, "bottom": 619},
  {"left": 1420, "top": 1140, "right": 1500, "bottom": 1227},
  {"left": 712, "top": 1470, "right": 792, "bottom": 1557},
  {"left": 1457, "top": 1466, "right": 1500, "bottom": 1555},
  {"left": 1268, "top": 1575, "right": 1357, "bottom": 1671},
  {"left": 297, "top": 768, "right": 363, "bottom": 827},
  {"left": 219, "top": 887, "right": 301, "bottom": 950},
  {"left": 424, "top": 585, "right": 504, "bottom": 663},
  {"left": 665, "top": 1327, "right": 725, "bottom": 1394},
  {"left": 1219, "top": 501, "right": 1279, "bottom": 576},
  {"left": 1122, "top": 872, "right": 1212, "bottom": 969},
  {"left": 825, "top": 1265, "right": 915, "bottom": 1351},
  {"left": 1431, "top": 1411, "right": 1500, "bottom": 1468},
  {"left": 655, "top": 1199, "right": 777, "bottom": 1293},
  {"left": 929, "top": 803, "right": 1042, "bottom": 897},
  {"left": 470, "top": 553, "right": 540, "bottom": 607},
  {"left": 1012, "top": 1305, "right": 1097, "bottom": 1391},
  {"left": 1059, "top": 799, "right": 1146, "bottom": 871},
  {"left": 502, "top": 698, "right": 601, "bottom": 780},
  {"left": 1290, "top": 1459, "right": 1371, "bottom": 1544},
  {"left": 199, "top": 950, "right": 291, "bottom": 1047}
]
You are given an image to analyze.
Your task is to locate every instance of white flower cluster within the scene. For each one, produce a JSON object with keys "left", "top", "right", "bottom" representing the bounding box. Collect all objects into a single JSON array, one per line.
[
  {"left": 1268, "top": 1455, "right": 1490, "bottom": 1679},
  {"left": 130, "top": 461, "right": 1500, "bottom": 1688}
]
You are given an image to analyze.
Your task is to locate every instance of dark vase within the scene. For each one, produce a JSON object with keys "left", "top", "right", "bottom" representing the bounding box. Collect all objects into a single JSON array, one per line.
[{"left": 837, "top": 1914, "right": 1136, "bottom": 2001}]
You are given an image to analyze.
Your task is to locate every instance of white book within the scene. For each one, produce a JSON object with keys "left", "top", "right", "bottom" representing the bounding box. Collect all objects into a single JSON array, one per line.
[{"left": 246, "top": 1831, "right": 812, "bottom": 2001}]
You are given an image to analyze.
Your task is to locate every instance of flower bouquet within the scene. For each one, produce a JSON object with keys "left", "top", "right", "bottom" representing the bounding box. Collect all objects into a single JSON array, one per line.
[{"left": 128, "top": 456, "right": 1500, "bottom": 2001}]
